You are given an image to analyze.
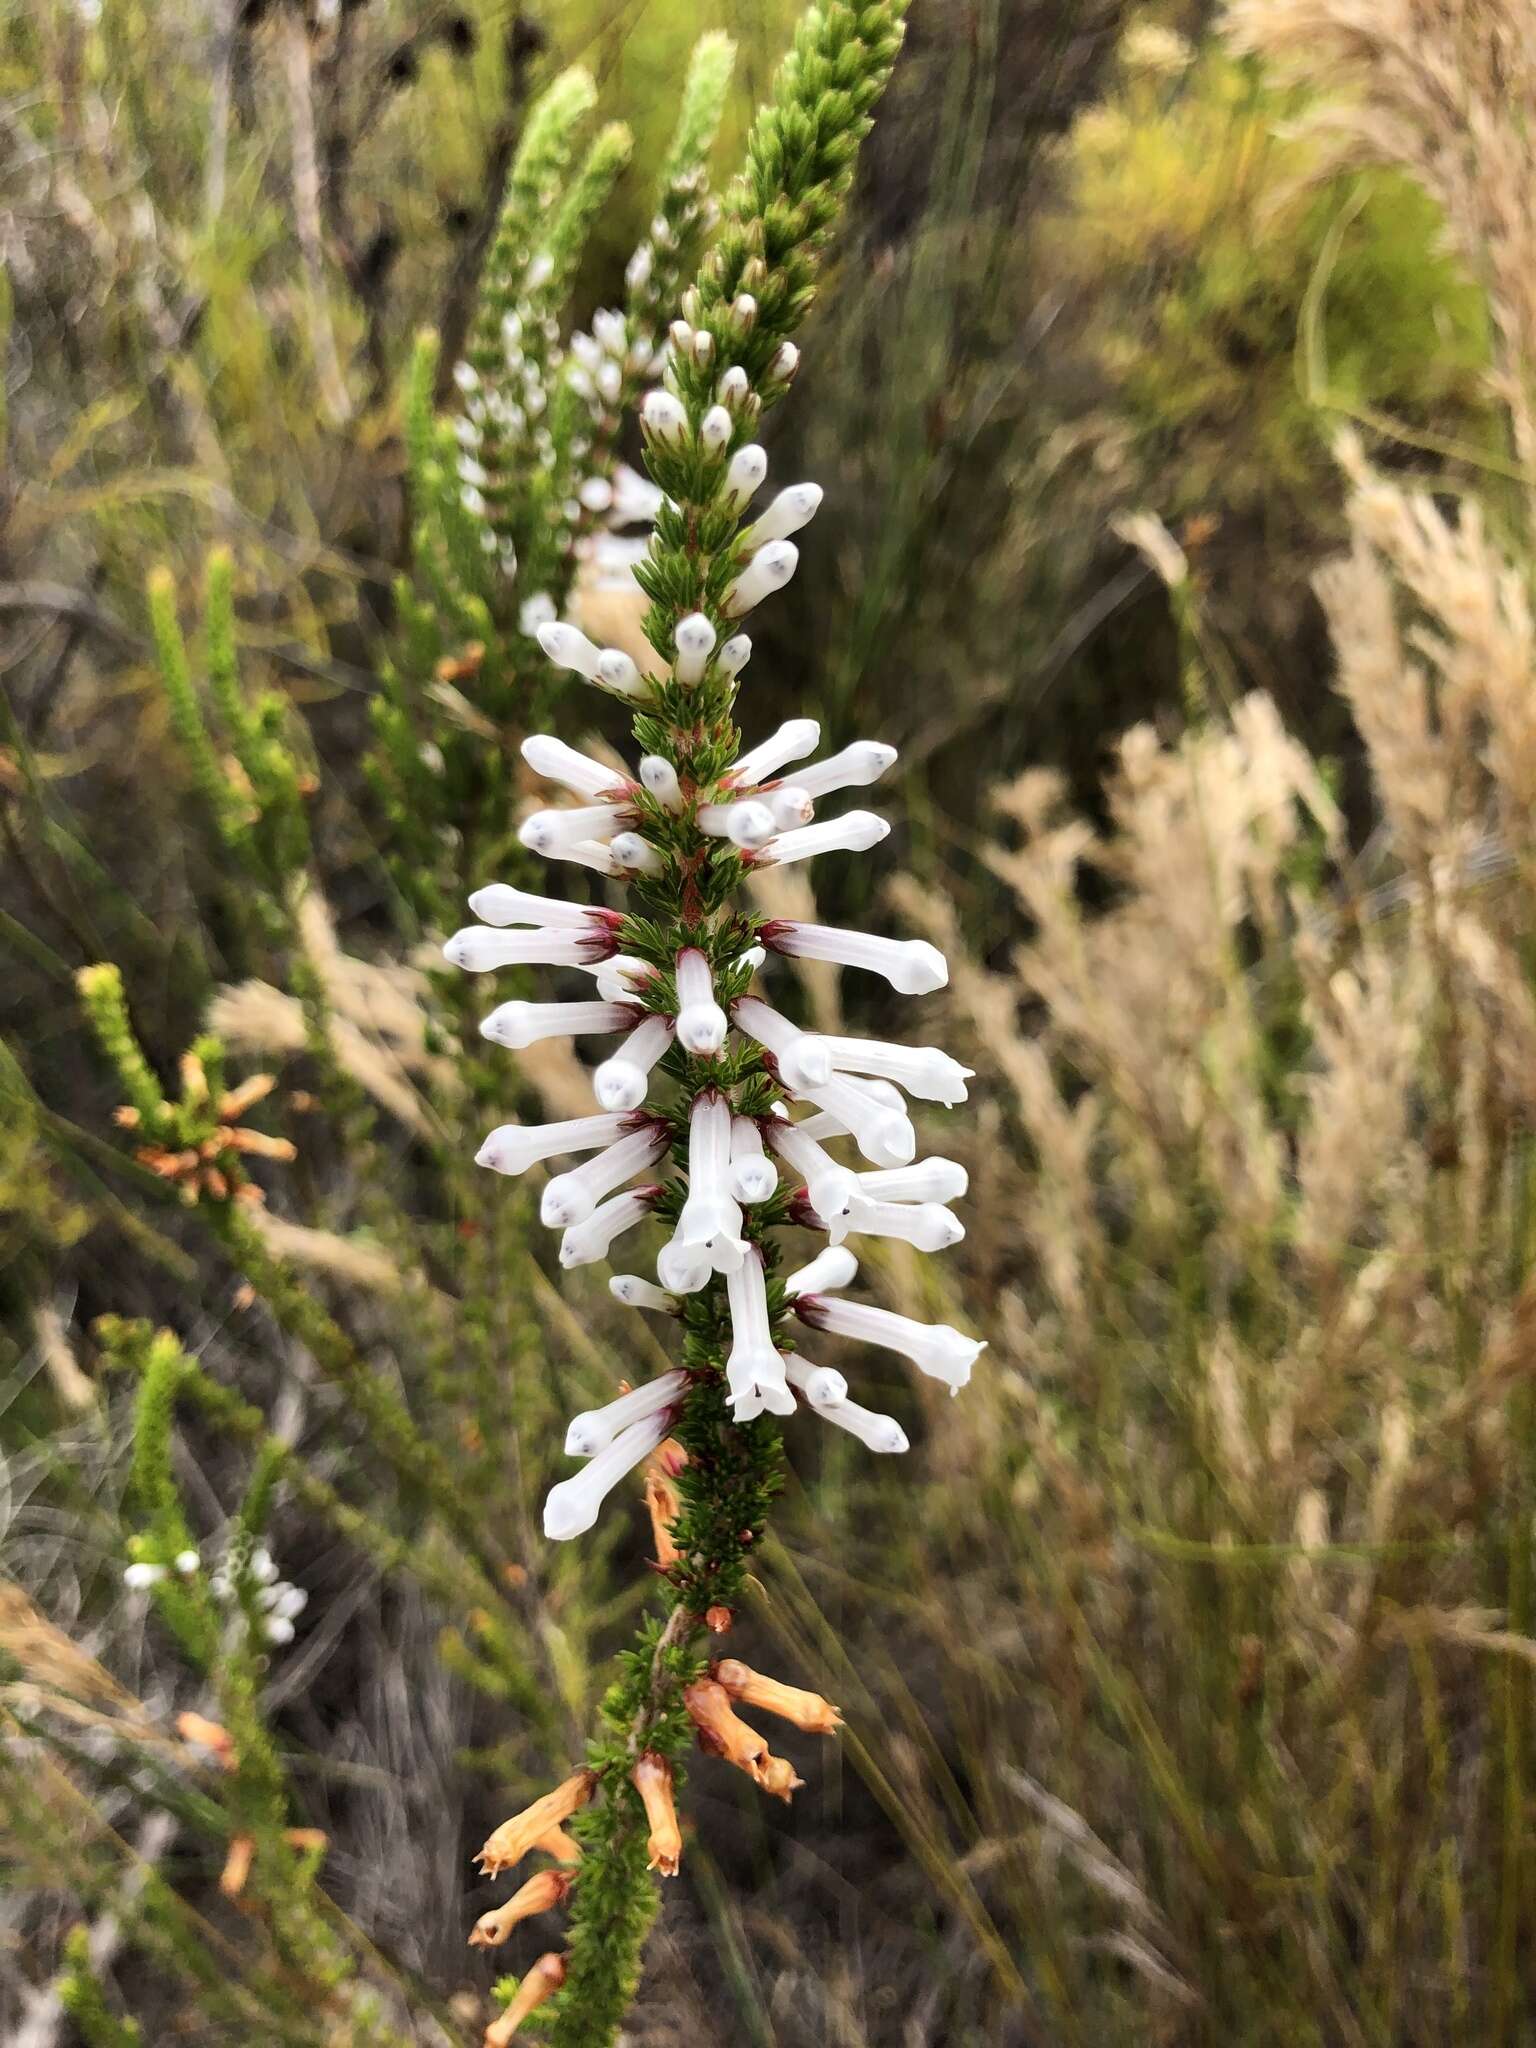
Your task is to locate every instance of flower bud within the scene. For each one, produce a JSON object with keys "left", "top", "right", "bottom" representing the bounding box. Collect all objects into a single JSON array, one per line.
[
  {"left": 641, "top": 389, "right": 688, "bottom": 445},
  {"left": 724, "top": 541, "right": 799, "bottom": 617}
]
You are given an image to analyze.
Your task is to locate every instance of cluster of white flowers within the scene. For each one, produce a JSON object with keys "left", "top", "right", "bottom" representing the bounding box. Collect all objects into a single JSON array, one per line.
[
  {"left": 444, "top": 438, "right": 983, "bottom": 1543},
  {"left": 123, "top": 1544, "right": 307, "bottom": 1646}
]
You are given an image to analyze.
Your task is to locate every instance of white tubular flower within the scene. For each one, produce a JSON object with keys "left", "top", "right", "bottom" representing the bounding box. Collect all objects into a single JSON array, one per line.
[
  {"left": 444, "top": 925, "right": 615, "bottom": 973},
  {"left": 730, "top": 718, "right": 821, "bottom": 788},
  {"left": 592, "top": 954, "right": 652, "bottom": 1001},
  {"left": 804, "top": 1395, "right": 909, "bottom": 1454},
  {"left": 700, "top": 404, "right": 733, "bottom": 450},
  {"left": 174, "top": 1549, "right": 200, "bottom": 1575},
  {"left": 766, "top": 785, "right": 814, "bottom": 830},
  {"left": 762, "top": 920, "right": 948, "bottom": 994},
  {"left": 717, "top": 633, "right": 752, "bottom": 678},
  {"left": 640, "top": 755, "right": 683, "bottom": 808},
  {"left": 743, "top": 482, "right": 823, "bottom": 549},
  {"left": 556, "top": 839, "right": 623, "bottom": 876},
  {"left": 731, "top": 996, "right": 832, "bottom": 1089},
  {"left": 722, "top": 443, "right": 768, "bottom": 513},
  {"left": 725, "top": 1253, "right": 793, "bottom": 1419},
  {"left": 717, "top": 364, "right": 750, "bottom": 406},
  {"left": 724, "top": 541, "right": 799, "bottom": 617},
  {"left": 593, "top": 1013, "right": 675, "bottom": 1111},
  {"left": 541, "top": 1122, "right": 670, "bottom": 1228},
  {"left": 675, "top": 1093, "right": 746, "bottom": 1266},
  {"left": 123, "top": 1561, "right": 167, "bottom": 1590},
  {"left": 794, "top": 740, "right": 898, "bottom": 798},
  {"left": 759, "top": 810, "right": 890, "bottom": 867},
  {"left": 597, "top": 648, "right": 644, "bottom": 697},
  {"left": 819, "top": 1035, "right": 974, "bottom": 1106},
  {"left": 783, "top": 1352, "right": 849, "bottom": 1408},
  {"left": 657, "top": 1237, "right": 715, "bottom": 1294},
  {"left": 737, "top": 944, "right": 767, "bottom": 972},
  {"left": 565, "top": 1370, "right": 688, "bottom": 1457},
  {"left": 537, "top": 621, "right": 603, "bottom": 680},
  {"left": 765, "top": 1118, "right": 859, "bottom": 1219},
  {"left": 544, "top": 1410, "right": 675, "bottom": 1541},
  {"left": 610, "top": 832, "right": 663, "bottom": 875},
  {"left": 673, "top": 612, "right": 717, "bottom": 686},
  {"left": 791, "top": 1075, "right": 915, "bottom": 1169},
  {"left": 856, "top": 1158, "right": 969, "bottom": 1204},
  {"left": 829, "top": 1197, "right": 965, "bottom": 1253},
  {"left": 611, "top": 463, "right": 662, "bottom": 524},
  {"left": 480, "top": 1000, "right": 636, "bottom": 1051},
  {"left": 518, "top": 802, "right": 630, "bottom": 855},
  {"left": 467, "top": 883, "right": 611, "bottom": 931},
  {"left": 729, "top": 1116, "right": 778, "bottom": 1204},
  {"left": 521, "top": 734, "right": 630, "bottom": 800},
  {"left": 695, "top": 798, "right": 776, "bottom": 849},
  {"left": 640, "top": 389, "right": 688, "bottom": 446},
  {"left": 795, "top": 1295, "right": 986, "bottom": 1392},
  {"left": 610, "top": 1273, "right": 676, "bottom": 1313},
  {"left": 559, "top": 1186, "right": 660, "bottom": 1267},
  {"left": 476, "top": 1111, "right": 633, "bottom": 1178},
  {"left": 675, "top": 948, "right": 727, "bottom": 1053},
  {"left": 782, "top": 1245, "right": 859, "bottom": 1299}
]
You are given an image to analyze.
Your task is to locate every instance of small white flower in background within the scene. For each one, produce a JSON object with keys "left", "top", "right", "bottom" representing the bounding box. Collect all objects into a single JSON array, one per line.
[{"left": 444, "top": 424, "right": 983, "bottom": 1541}]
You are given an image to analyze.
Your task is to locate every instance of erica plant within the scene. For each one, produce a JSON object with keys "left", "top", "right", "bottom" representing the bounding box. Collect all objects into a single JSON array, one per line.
[{"left": 442, "top": 5, "right": 982, "bottom": 2039}]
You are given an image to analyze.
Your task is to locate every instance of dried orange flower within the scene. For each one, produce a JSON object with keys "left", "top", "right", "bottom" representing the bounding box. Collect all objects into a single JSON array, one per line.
[
  {"left": 645, "top": 1469, "right": 680, "bottom": 1568},
  {"left": 756, "top": 1752, "right": 805, "bottom": 1803},
  {"left": 631, "top": 1752, "right": 682, "bottom": 1877},
  {"left": 683, "top": 1677, "right": 768, "bottom": 1779},
  {"left": 219, "top": 1833, "right": 255, "bottom": 1898},
  {"left": 467, "top": 1869, "right": 572, "bottom": 1948},
  {"left": 485, "top": 1952, "right": 566, "bottom": 2045},
  {"left": 704, "top": 1605, "right": 733, "bottom": 1635},
  {"left": 476, "top": 1770, "right": 597, "bottom": 1877},
  {"left": 175, "top": 1710, "right": 236, "bottom": 1769},
  {"left": 713, "top": 1658, "right": 843, "bottom": 1736},
  {"left": 535, "top": 1825, "right": 582, "bottom": 1864}
]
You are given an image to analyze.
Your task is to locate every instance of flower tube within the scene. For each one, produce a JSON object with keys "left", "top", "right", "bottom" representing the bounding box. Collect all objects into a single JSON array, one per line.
[
  {"left": 791, "top": 740, "right": 898, "bottom": 798},
  {"left": 565, "top": 1369, "right": 687, "bottom": 1457},
  {"left": 730, "top": 718, "right": 820, "bottom": 788},
  {"left": 559, "top": 1185, "right": 661, "bottom": 1267},
  {"left": 742, "top": 482, "right": 823, "bottom": 549},
  {"left": 795, "top": 1294, "right": 986, "bottom": 1392},
  {"left": 731, "top": 996, "right": 832, "bottom": 1089},
  {"left": 674, "top": 947, "right": 727, "bottom": 1053},
  {"left": 541, "top": 1122, "right": 669, "bottom": 1228},
  {"left": 790, "top": 1074, "right": 915, "bottom": 1169},
  {"left": 783, "top": 1351, "right": 849, "bottom": 1409},
  {"left": 828, "top": 1197, "right": 965, "bottom": 1253},
  {"left": 443, "top": 925, "right": 616, "bottom": 973},
  {"left": 696, "top": 798, "right": 777, "bottom": 848},
  {"left": 543, "top": 1410, "right": 676, "bottom": 1541},
  {"left": 761, "top": 919, "right": 947, "bottom": 994},
  {"left": 724, "top": 1252, "right": 793, "bottom": 1418},
  {"left": 729, "top": 1116, "right": 778, "bottom": 1203},
  {"left": 521, "top": 732, "right": 631, "bottom": 800},
  {"left": 467, "top": 884, "right": 617, "bottom": 931},
  {"left": 820, "top": 1038, "right": 972, "bottom": 1106},
  {"left": 782, "top": 1246, "right": 859, "bottom": 1299},
  {"left": 518, "top": 801, "right": 631, "bottom": 855},
  {"left": 804, "top": 1395, "right": 909, "bottom": 1454},
  {"left": 757, "top": 810, "right": 890, "bottom": 866},
  {"left": 475, "top": 1111, "right": 632, "bottom": 1178},
  {"left": 480, "top": 999, "right": 637, "bottom": 1051},
  {"left": 855, "top": 1158, "right": 969, "bottom": 1205},
  {"left": 609, "top": 1274, "right": 675, "bottom": 1314},
  {"left": 764, "top": 1118, "right": 859, "bottom": 1218},
  {"left": 675, "top": 1092, "right": 746, "bottom": 1266},
  {"left": 593, "top": 1013, "right": 675, "bottom": 1111}
]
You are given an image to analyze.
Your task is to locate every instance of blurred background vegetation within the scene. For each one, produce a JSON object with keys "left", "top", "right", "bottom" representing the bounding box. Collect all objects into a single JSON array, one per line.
[{"left": 5, "top": 0, "right": 1536, "bottom": 2041}]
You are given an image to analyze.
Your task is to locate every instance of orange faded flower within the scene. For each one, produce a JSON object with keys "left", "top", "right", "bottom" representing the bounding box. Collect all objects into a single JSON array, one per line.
[
  {"left": 467, "top": 1869, "right": 572, "bottom": 1948},
  {"left": 683, "top": 1678, "right": 769, "bottom": 1779},
  {"left": 485, "top": 1952, "right": 566, "bottom": 2045},
  {"left": 756, "top": 1752, "right": 806, "bottom": 1803},
  {"left": 535, "top": 1824, "right": 583, "bottom": 1864},
  {"left": 477, "top": 1770, "right": 596, "bottom": 1877},
  {"left": 713, "top": 1659, "right": 843, "bottom": 1736},
  {"left": 631, "top": 1752, "right": 682, "bottom": 1877},
  {"left": 176, "top": 1710, "right": 237, "bottom": 1769},
  {"left": 219, "top": 1833, "right": 256, "bottom": 1898},
  {"left": 704, "top": 1605, "right": 733, "bottom": 1635},
  {"left": 645, "top": 1469, "right": 681, "bottom": 1568}
]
